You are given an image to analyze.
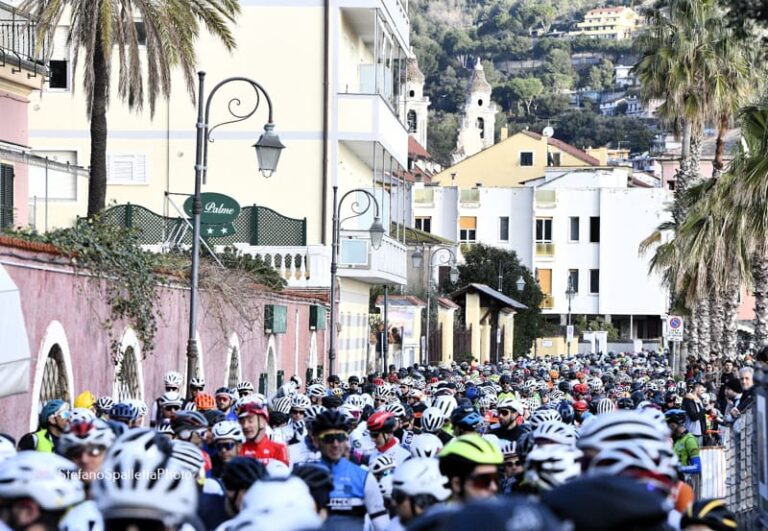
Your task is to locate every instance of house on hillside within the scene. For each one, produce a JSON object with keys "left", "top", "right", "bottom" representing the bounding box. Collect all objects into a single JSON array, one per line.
[{"left": 570, "top": 6, "right": 642, "bottom": 41}]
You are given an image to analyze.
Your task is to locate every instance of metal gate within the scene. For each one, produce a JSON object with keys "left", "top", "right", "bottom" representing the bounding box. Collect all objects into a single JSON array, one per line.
[
  {"left": 40, "top": 345, "right": 69, "bottom": 404},
  {"left": 428, "top": 324, "right": 443, "bottom": 365},
  {"left": 115, "top": 347, "right": 141, "bottom": 401},
  {"left": 453, "top": 325, "right": 472, "bottom": 362}
]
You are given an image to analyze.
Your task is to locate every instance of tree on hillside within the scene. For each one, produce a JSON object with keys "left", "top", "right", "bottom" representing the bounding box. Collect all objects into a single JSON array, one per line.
[
  {"left": 455, "top": 244, "right": 544, "bottom": 357},
  {"left": 22, "top": 0, "right": 239, "bottom": 218},
  {"left": 508, "top": 77, "right": 544, "bottom": 116},
  {"left": 427, "top": 110, "right": 459, "bottom": 166}
]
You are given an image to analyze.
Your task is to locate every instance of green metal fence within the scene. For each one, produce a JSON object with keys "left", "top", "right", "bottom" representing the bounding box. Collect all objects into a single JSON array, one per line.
[{"left": 100, "top": 203, "right": 307, "bottom": 246}]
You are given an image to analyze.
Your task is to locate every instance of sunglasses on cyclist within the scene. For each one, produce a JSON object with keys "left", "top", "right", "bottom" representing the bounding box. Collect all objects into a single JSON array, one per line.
[
  {"left": 164, "top": 405, "right": 181, "bottom": 412},
  {"left": 497, "top": 409, "right": 513, "bottom": 416},
  {"left": 319, "top": 432, "right": 348, "bottom": 444},
  {"left": 215, "top": 441, "right": 238, "bottom": 451},
  {"left": 504, "top": 459, "right": 521, "bottom": 468},
  {"left": 290, "top": 409, "right": 305, "bottom": 415},
  {"left": 467, "top": 472, "right": 499, "bottom": 489},
  {"left": 391, "top": 490, "right": 408, "bottom": 505},
  {"left": 66, "top": 445, "right": 107, "bottom": 459},
  {"left": 178, "top": 428, "right": 207, "bottom": 441}
]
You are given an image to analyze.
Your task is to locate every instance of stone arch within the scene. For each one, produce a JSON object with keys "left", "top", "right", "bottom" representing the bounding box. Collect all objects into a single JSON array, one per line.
[
  {"left": 265, "top": 335, "right": 277, "bottom": 396},
  {"left": 225, "top": 333, "right": 242, "bottom": 389},
  {"left": 407, "top": 110, "right": 417, "bottom": 133},
  {"left": 28, "top": 321, "right": 74, "bottom": 431},
  {"left": 112, "top": 327, "right": 145, "bottom": 401}
]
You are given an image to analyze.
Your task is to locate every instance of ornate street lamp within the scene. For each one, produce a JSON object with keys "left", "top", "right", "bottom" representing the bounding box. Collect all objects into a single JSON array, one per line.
[{"left": 413, "top": 245, "right": 458, "bottom": 365}]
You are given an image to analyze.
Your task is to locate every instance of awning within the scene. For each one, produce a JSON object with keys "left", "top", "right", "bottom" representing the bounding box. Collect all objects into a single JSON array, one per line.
[{"left": 0, "top": 264, "right": 30, "bottom": 397}]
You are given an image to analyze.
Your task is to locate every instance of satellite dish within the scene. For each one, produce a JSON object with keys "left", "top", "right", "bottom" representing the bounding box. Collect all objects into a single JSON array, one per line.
[{"left": 542, "top": 126, "right": 554, "bottom": 138}]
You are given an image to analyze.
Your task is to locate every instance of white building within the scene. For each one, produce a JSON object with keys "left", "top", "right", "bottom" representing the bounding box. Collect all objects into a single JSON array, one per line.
[{"left": 412, "top": 167, "right": 672, "bottom": 340}]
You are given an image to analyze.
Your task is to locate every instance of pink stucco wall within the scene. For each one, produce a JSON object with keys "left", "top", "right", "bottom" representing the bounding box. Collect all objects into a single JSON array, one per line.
[
  {"left": 0, "top": 89, "right": 30, "bottom": 226},
  {"left": 0, "top": 241, "right": 328, "bottom": 438},
  {"left": 660, "top": 159, "right": 715, "bottom": 191}
]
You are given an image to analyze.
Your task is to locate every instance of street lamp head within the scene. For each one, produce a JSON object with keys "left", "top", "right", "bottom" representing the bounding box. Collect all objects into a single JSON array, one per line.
[
  {"left": 369, "top": 216, "right": 386, "bottom": 250},
  {"left": 449, "top": 264, "right": 459, "bottom": 284},
  {"left": 516, "top": 275, "right": 525, "bottom": 292},
  {"left": 411, "top": 246, "right": 424, "bottom": 269},
  {"left": 253, "top": 122, "right": 285, "bottom": 178}
]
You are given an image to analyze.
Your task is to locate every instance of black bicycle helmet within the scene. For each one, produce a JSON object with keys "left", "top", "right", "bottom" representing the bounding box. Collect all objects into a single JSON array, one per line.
[
  {"left": 311, "top": 410, "right": 349, "bottom": 435},
  {"left": 449, "top": 406, "right": 483, "bottom": 431},
  {"left": 617, "top": 397, "right": 635, "bottom": 410},
  {"left": 202, "top": 409, "right": 226, "bottom": 426},
  {"left": 220, "top": 456, "right": 268, "bottom": 491},
  {"left": 556, "top": 401, "right": 575, "bottom": 425},
  {"left": 171, "top": 410, "right": 208, "bottom": 433},
  {"left": 681, "top": 499, "right": 737, "bottom": 531},
  {"left": 292, "top": 463, "right": 334, "bottom": 510}
]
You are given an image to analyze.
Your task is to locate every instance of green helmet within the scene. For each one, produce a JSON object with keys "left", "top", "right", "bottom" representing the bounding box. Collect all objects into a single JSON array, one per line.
[{"left": 439, "top": 434, "right": 503, "bottom": 466}]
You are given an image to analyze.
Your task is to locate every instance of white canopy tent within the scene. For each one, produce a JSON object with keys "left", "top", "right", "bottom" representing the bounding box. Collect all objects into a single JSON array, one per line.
[{"left": 0, "top": 264, "right": 30, "bottom": 397}]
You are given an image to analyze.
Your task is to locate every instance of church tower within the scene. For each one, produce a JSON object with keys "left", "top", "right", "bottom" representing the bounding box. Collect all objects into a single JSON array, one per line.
[
  {"left": 452, "top": 59, "right": 498, "bottom": 164},
  {"left": 405, "top": 54, "right": 430, "bottom": 150}
]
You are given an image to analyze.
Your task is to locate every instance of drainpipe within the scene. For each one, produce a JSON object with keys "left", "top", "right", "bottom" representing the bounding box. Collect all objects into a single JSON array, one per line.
[{"left": 321, "top": 0, "right": 330, "bottom": 244}]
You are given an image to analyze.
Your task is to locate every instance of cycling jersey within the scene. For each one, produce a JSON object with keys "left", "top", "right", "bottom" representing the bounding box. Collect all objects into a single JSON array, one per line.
[
  {"left": 367, "top": 437, "right": 410, "bottom": 467},
  {"left": 240, "top": 437, "right": 289, "bottom": 466}
]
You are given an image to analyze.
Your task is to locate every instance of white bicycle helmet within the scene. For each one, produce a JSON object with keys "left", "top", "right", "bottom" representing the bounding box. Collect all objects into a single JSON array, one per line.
[
  {"left": 577, "top": 410, "right": 671, "bottom": 454},
  {"left": 497, "top": 439, "right": 518, "bottom": 458},
  {"left": 596, "top": 398, "right": 616, "bottom": 415},
  {"left": 345, "top": 394, "right": 365, "bottom": 409},
  {"left": 497, "top": 397, "right": 525, "bottom": 415},
  {"left": 585, "top": 439, "right": 678, "bottom": 486},
  {"left": 271, "top": 396, "right": 292, "bottom": 415},
  {"left": 307, "top": 384, "right": 327, "bottom": 399},
  {"left": 432, "top": 395, "right": 457, "bottom": 421},
  {"left": 304, "top": 404, "right": 327, "bottom": 421},
  {"left": 158, "top": 391, "right": 183, "bottom": 408},
  {"left": 59, "top": 417, "right": 116, "bottom": 454},
  {"left": 290, "top": 394, "right": 311, "bottom": 411},
  {"left": 170, "top": 440, "right": 205, "bottom": 478},
  {"left": 95, "top": 396, "right": 114, "bottom": 414},
  {"left": 59, "top": 499, "right": 103, "bottom": 531},
  {"left": 420, "top": 407, "right": 445, "bottom": 433},
  {"left": 126, "top": 399, "right": 148, "bottom": 419},
  {"left": 532, "top": 421, "right": 577, "bottom": 447},
  {"left": 373, "top": 385, "right": 392, "bottom": 400},
  {"left": 0, "top": 434, "right": 15, "bottom": 463},
  {"left": 378, "top": 474, "right": 393, "bottom": 500},
  {"left": 236, "top": 381, "right": 255, "bottom": 394},
  {"left": 529, "top": 408, "right": 562, "bottom": 429},
  {"left": 384, "top": 402, "right": 406, "bottom": 418},
  {"left": 69, "top": 407, "right": 97, "bottom": 426},
  {"left": 190, "top": 377, "right": 206, "bottom": 389},
  {"left": 525, "top": 444, "right": 583, "bottom": 491},
  {"left": 164, "top": 371, "right": 183, "bottom": 388},
  {"left": 369, "top": 454, "right": 396, "bottom": 476},
  {"left": 212, "top": 420, "right": 245, "bottom": 443},
  {"left": 93, "top": 429, "right": 197, "bottom": 526},
  {"left": 0, "top": 451, "right": 85, "bottom": 510},
  {"left": 409, "top": 433, "right": 443, "bottom": 458},
  {"left": 241, "top": 476, "right": 318, "bottom": 515},
  {"left": 392, "top": 457, "right": 451, "bottom": 500}
]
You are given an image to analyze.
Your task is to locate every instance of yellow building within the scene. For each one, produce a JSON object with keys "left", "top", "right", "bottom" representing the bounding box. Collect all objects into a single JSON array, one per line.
[
  {"left": 25, "top": 1, "right": 413, "bottom": 379},
  {"left": 570, "top": 6, "right": 641, "bottom": 41},
  {"left": 432, "top": 129, "right": 600, "bottom": 188}
]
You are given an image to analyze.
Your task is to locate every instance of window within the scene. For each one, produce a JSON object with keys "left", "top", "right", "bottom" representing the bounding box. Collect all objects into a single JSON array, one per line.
[
  {"left": 135, "top": 21, "right": 147, "bottom": 45},
  {"left": 520, "top": 152, "right": 534, "bottom": 167},
  {"left": 476, "top": 117, "right": 485, "bottom": 139},
  {"left": 409, "top": 89, "right": 415, "bottom": 98},
  {"left": 29, "top": 151, "right": 78, "bottom": 201},
  {"left": 407, "top": 110, "right": 417, "bottom": 133},
  {"left": 589, "top": 216, "right": 600, "bottom": 243},
  {"left": 415, "top": 216, "right": 431, "bottom": 233},
  {"left": 569, "top": 217, "right": 580, "bottom": 242},
  {"left": 535, "top": 218, "right": 552, "bottom": 242},
  {"left": 568, "top": 269, "right": 579, "bottom": 293},
  {"left": 590, "top": 269, "right": 600, "bottom": 293},
  {"left": 48, "top": 60, "right": 69, "bottom": 89},
  {"left": 547, "top": 151, "right": 561, "bottom": 167},
  {"left": 0, "top": 164, "right": 14, "bottom": 229},
  {"left": 459, "top": 216, "right": 477, "bottom": 242},
  {"left": 47, "top": 28, "right": 71, "bottom": 91},
  {"left": 499, "top": 216, "right": 509, "bottom": 241},
  {"left": 107, "top": 154, "right": 148, "bottom": 185}
]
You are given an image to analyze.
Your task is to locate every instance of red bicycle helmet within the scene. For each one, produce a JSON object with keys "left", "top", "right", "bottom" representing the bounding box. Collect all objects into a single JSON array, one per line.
[
  {"left": 367, "top": 411, "right": 397, "bottom": 433},
  {"left": 573, "top": 400, "right": 589, "bottom": 413},
  {"left": 573, "top": 383, "right": 589, "bottom": 395}
]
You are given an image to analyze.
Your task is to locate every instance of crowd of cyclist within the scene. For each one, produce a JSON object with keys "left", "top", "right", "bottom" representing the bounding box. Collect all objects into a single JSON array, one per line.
[{"left": 0, "top": 349, "right": 756, "bottom": 531}]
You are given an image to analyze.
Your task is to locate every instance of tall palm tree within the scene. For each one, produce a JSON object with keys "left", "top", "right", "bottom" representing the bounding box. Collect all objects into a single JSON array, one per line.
[{"left": 21, "top": 0, "right": 240, "bottom": 217}]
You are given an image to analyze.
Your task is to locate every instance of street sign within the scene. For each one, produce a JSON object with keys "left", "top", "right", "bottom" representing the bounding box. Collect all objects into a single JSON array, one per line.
[
  {"left": 566, "top": 325, "right": 574, "bottom": 342},
  {"left": 666, "top": 315, "right": 684, "bottom": 342},
  {"left": 183, "top": 193, "right": 241, "bottom": 225}
]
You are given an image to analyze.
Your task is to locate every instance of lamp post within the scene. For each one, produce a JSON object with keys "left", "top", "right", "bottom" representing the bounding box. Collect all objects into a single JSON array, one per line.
[
  {"left": 565, "top": 276, "right": 575, "bottom": 355},
  {"left": 187, "top": 71, "right": 285, "bottom": 396},
  {"left": 328, "top": 186, "right": 386, "bottom": 377},
  {"left": 412, "top": 245, "right": 458, "bottom": 365}
]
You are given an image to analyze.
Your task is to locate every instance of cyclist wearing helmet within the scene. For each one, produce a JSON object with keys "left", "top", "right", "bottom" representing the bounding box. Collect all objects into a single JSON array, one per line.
[
  {"left": 58, "top": 416, "right": 115, "bottom": 493},
  {"left": 449, "top": 404, "right": 484, "bottom": 436},
  {"left": 490, "top": 398, "right": 525, "bottom": 441},
  {"left": 237, "top": 401, "right": 289, "bottom": 466},
  {"left": 0, "top": 452, "right": 85, "bottom": 531},
  {"left": 149, "top": 371, "right": 183, "bottom": 427},
  {"left": 666, "top": 409, "right": 701, "bottom": 476},
  {"left": 235, "top": 380, "right": 254, "bottom": 398},
  {"left": 438, "top": 433, "right": 504, "bottom": 502},
  {"left": 388, "top": 458, "right": 451, "bottom": 531},
  {"left": 73, "top": 391, "right": 96, "bottom": 413},
  {"left": 311, "top": 410, "right": 389, "bottom": 531},
  {"left": 365, "top": 411, "right": 410, "bottom": 467},
  {"left": 292, "top": 463, "right": 335, "bottom": 521},
  {"left": 498, "top": 440, "right": 525, "bottom": 495},
  {"left": 210, "top": 421, "right": 245, "bottom": 476},
  {"left": 153, "top": 391, "right": 183, "bottom": 428},
  {"left": 186, "top": 376, "right": 206, "bottom": 407},
  {"left": 215, "top": 387, "right": 238, "bottom": 421},
  {"left": 18, "top": 399, "right": 70, "bottom": 452},
  {"left": 681, "top": 498, "right": 737, "bottom": 531},
  {"left": 95, "top": 396, "right": 114, "bottom": 420}
]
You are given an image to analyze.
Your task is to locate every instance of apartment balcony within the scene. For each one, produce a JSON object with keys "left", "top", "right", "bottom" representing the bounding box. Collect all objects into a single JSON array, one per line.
[
  {"left": 535, "top": 242, "right": 555, "bottom": 259},
  {"left": 229, "top": 244, "right": 332, "bottom": 289},
  {"left": 534, "top": 189, "right": 557, "bottom": 208},
  {"left": 337, "top": 93, "right": 408, "bottom": 168},
  {"left": 0, "top": 1, "right": 47, "bottom": 84},
  {"left": 337, "top": 231, "right": 407, "bottom": 285},
  {"left": 541, "top": 294, "right": 555, "bottom": 309},
  {"left": 339, "top": 0, "right": 409, "bottom": 50},
  {"left": 459, "top": 188, "right": 480, "bottom": 207},
  {"left": 414, "top": 187, "right": 434, "bottom": 207}
]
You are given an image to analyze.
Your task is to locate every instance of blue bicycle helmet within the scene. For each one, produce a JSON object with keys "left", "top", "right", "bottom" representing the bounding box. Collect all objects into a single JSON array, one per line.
[
  {"left": 450, "top": 406, "right": 483, "bottom": 430},
  {"left": 556, "top": 400, "right": 575, "bottom": 425},
  {"left": 109, "top": 402, "right": 138, "bottom": 423},
  {"left": 39, "top": 399, "right": 68, "bottom": 427}
]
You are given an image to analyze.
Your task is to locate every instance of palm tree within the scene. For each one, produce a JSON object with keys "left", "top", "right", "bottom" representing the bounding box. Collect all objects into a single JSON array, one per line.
[{"left": 21, "top": 0, "right": 240, "bottom": 217}]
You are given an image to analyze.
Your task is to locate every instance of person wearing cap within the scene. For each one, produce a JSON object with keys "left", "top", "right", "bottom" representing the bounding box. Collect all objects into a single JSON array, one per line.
[
  {"left": 347, "top": 375, "right": 361, "bottom": 397},
  {"left": 237, "top": 401, "right": 289, "bottom": 466},
  {"left": 18, "top": 399, "right": 71, "bottom": 453},
  {"left": 666, "top": 409, "right": 701, "bottom": 476}
]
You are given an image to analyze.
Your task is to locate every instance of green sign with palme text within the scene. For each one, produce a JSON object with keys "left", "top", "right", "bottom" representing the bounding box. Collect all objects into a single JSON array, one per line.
[{"left": 183, "top": 193, "right": 241, "bottom": 225}]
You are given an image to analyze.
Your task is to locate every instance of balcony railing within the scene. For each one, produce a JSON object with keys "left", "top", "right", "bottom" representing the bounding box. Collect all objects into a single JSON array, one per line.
[
  {"left": 338, "top": 232, "right": 407, "bottom": 285},
  {"left": 541, "top": 294, "right": 555, "bottom": 309},
  {"left": 414, "top": 188, "right": 434, "bottom": 205},
  {"left": 459, "top": 188, "right": 480, "bottom": 206},
  {"left": 229, "top": 244, "right": 331, "bottom": 289},
  {"left": 534, "top": 189, "right": 557, "bottom": 208},
  {"left": 535, "top": 242, "right": 555, "bottom": 258},
  {"left": 0, "top": 2, "right": 45, "bottom": 67}
]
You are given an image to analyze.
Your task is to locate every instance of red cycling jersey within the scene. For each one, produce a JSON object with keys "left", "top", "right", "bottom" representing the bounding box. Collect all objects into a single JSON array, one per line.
[{"left": 240, "top": 437, "right": 289, "bottom": 466}]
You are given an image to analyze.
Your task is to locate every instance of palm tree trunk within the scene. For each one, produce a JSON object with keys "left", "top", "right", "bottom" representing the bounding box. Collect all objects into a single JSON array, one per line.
[
  {"left": 697, "top": 295, "right": 711, "bottom": 361},
  {"left": 709, "top": 287, "right": 724, "bottom": 360},
  {"left": 87, "top": 33, "right": 108, "bottom": 218},
  {"left": 686, "top": 308, "right": 699, "bottom": 359},
  {"left": 712, "top": 113, "right": 729, "bottom": 179},
  {"left": 753, "top": 254, "right": 768, "bottom": 348},
  {"left": 722, "top": 270, "right": 740, "bottom": 360}
]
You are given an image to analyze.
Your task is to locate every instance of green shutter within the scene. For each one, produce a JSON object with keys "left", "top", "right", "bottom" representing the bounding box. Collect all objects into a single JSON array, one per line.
[
  {"left": 317, "top": 365, "right": 324, "bottom": 380},
  {"left": 0, "top": 164, "right": 14, "bottom": 229},
  {"left": 258, "top": 373, "right": 267, "bottom": 395},
  {"left": 277, "top": 370, "right": 284, "bottom": 388},
  {"left": 305, "top": 367, "right": 313, "bottom": 387},
  {"left": 265, "top": 304, "right": 288, "bottom": 334}
]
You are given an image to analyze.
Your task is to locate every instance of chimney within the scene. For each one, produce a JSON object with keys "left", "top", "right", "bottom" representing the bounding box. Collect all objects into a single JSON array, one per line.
[{"left": 500, "top": 126, "right": 509, "bottom": 141}]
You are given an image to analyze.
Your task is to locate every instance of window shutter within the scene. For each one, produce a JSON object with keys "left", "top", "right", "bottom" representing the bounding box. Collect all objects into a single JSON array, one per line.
[
  {"left": 0, "top": 164, "right": 15, "bottom": 229},
  {"left": 107, "top": 155, "right": 147, "bottom": 184}
]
